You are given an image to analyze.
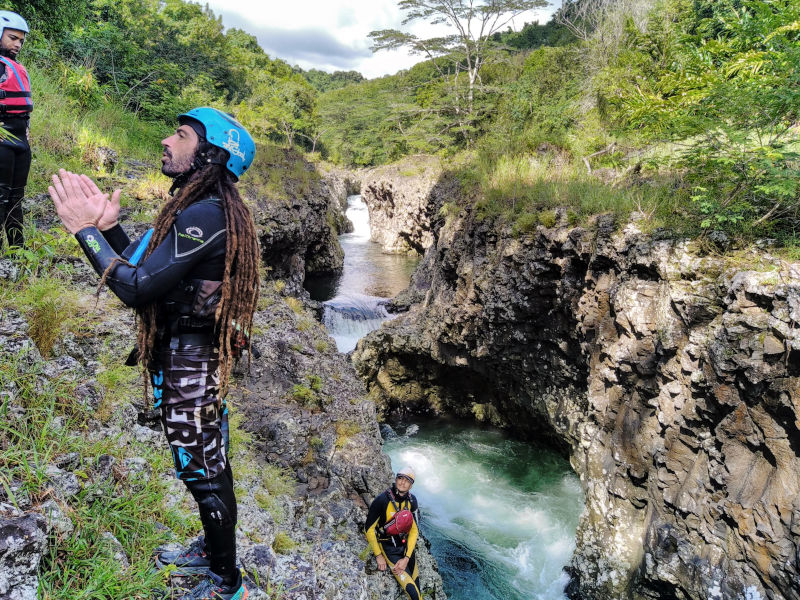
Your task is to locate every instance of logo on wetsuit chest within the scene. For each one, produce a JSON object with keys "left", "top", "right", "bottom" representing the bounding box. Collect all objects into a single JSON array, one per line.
[{"left": 179, "top": 226, "right": 204, "bottom": 244}]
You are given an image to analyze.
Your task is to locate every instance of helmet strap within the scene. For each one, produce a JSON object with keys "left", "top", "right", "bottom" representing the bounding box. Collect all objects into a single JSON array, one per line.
[
  {"left": 168, "top": 142, "right": 226, "bottom": 196},
  {"left": 168, "top": 172, "right": 191, "bottom": 196}
]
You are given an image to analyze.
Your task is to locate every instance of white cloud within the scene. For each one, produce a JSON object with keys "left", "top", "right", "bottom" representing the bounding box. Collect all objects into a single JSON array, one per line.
[{"left": 203, "top": 0, "right": 557, "bottom": 78}]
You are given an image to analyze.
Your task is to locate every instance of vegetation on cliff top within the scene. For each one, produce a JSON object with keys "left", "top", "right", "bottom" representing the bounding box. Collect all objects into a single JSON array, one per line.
[
  {"left": 318, "top": 0, "right": 800, "bottom": 245},
  {"left": 6, "top": 0, "right": 795, "bottom": 241}
]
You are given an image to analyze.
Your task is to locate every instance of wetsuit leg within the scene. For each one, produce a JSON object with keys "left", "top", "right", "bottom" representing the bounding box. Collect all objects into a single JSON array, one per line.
[
  {"left": 7, "top": 137, "right": 30, "bottom": 247},
  {"left": 0, "top": 118, "right": 30, "bottom": 247},
  {"left": 0, "top": 150, "right": 13, "bottom": 247},
  {"left": 381, "top": 546, "right": 421, "bottom": 600},
  {"left": 184, "top": 471, "right": 238, "bottom": 585},
  {"left": 151, "top": 345, "right": 239, "bottom": 586}
]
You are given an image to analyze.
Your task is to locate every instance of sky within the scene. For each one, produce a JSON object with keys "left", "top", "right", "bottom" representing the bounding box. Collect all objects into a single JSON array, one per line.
[{"left": 203, "top": 0, "right": 559, "bottom": 79}]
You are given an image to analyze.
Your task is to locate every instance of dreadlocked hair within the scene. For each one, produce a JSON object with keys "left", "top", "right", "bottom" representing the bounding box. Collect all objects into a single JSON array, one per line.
[{"left": 131, "top": 163, "right": 260, "bottom": 395}]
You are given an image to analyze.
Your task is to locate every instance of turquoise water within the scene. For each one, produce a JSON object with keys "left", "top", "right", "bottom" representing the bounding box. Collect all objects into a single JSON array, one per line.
[{"left": 383, "top": 420, "right": 583, "bottom": 600}]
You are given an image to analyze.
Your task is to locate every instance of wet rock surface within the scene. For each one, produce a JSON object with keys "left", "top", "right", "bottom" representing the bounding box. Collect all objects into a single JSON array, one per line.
[{"left": 354, "top": 206, "right": 800, "bottom": 600}]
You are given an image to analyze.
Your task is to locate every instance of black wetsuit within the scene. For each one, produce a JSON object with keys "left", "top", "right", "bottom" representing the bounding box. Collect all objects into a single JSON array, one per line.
[
  {"left": 365, "top": 486, "right": 421, "bottom": 600},
  {"left": 0, "top": 57, "right": 32, "bottom": 248},
  {"left": 74, "top": 196, "right": 239, "bottom": 585}
]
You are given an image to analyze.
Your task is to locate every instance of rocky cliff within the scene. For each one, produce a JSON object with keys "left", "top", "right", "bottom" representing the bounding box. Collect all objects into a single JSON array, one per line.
[
  {"left": 353, "top": 196, "right": 800, "bottom": 599},
  {"left": 360, "top": 156, "right": 442, "bottom": 255},
  {"left": 0, "top": 152, "right": 445, "bottom": 599},
  {"left": 242, "top": 149, "right": 348, "bottom": 293},
  {"left": 0, "top": 273, "right": 444, "bottom": 600}
]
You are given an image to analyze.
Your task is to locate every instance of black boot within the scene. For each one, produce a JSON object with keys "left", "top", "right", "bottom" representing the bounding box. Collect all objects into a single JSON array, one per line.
[{"left": 184, "top": 471, "right": 239, "bottom": 586}]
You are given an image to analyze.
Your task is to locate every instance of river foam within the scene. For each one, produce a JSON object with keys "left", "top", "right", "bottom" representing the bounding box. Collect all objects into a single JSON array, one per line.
[{"left": 384, "top": 421, "right": 583, "bottom": 600}]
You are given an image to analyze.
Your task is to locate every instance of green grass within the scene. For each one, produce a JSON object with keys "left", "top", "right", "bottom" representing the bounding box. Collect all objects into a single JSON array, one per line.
[
  {"left": 240, "top": 144, "right": 320, "bottom": 202},
  {"left": 334, "top": 421, "right": 362, "bottom": 449},
  {"left": 0, "top": 273, "right": 83, "bottom": 358},
  {"left": 0, "top": 353, "right": 195, "bottom": 599},
  {"left": 284, "top": 297, "right": 304, "bottom": 314},
  {"left": 27, "top": 68, "right": 167, "bottom": 197},
  {"left": 260, "top": 463, "right": 295, "bottom": 497},
  {"left": 252, "top": 463, "right": 295, "bottom": 524},
  {"left": 271, "top": 532, "right": 296, "bottom": 555},
  {"left": 458, "top": 152, "right": 679, "bottom": 233}
]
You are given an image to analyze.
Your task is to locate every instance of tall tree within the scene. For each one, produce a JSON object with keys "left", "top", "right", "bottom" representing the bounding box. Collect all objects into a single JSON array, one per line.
[{"left": 369, "top": 0, "right": 547, "bottom": 127}]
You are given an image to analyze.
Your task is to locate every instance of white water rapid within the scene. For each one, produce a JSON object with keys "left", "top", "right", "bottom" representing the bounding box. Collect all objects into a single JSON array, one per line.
[{"left": 384, "top": 421, "right": 583, "bottom": 600}]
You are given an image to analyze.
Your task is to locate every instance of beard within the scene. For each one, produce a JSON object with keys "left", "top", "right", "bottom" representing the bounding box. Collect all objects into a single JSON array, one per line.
[
  {"left": 161, "top": 149, "right": 193, "bottom": 178},
  {"left": 0, "top": 46, "right": 17, "bottom": 59}
]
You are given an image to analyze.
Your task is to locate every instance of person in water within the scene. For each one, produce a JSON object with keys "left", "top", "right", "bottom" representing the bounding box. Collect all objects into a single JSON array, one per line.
[
  {"left": 0, "top": 10, "right": 33, "bottom": 249},
  {"left": 365, "top": 466, "right": 422, "bottom": 600},
  {"left": 49, "top": 107, "right": 259, "bottom": 600}
]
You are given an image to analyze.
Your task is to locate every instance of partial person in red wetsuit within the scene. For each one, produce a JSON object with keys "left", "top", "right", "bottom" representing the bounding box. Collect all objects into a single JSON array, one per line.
[{"left": 0, "top": 10, "right": 32, "bottom": 249}]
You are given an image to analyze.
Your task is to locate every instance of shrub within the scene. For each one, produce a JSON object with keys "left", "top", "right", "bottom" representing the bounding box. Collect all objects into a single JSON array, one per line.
[{"left": 272, "top": 532, "right": 296, "bottom": 555}]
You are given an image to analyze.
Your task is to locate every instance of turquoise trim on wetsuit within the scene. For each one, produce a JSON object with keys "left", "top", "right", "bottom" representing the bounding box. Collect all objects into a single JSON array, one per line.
[{"left": 130, "top": 228, "right": 154, "bottom": 265}]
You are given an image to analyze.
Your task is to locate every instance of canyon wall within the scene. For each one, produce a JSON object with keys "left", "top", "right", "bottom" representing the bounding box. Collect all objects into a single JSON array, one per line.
[
  {"left": 360, "top": 156, "right": 442, "bottom": 255},
  {"left": 353, "top": 188, "right": 800, "bottom": 599}
]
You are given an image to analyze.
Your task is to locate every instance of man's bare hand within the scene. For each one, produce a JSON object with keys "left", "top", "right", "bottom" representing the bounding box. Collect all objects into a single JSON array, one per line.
[
  {"left": 392, "top": 556, "right": 409, "bottom": 575},
  {"left": 49, "top": 169, "right": 110, "bottom": 234},
  {"left": 77, "top": 174, "right": 121, "bottom": 231},
  {"left": 376, "top": 554, "right": 387, "bottom": 571}
]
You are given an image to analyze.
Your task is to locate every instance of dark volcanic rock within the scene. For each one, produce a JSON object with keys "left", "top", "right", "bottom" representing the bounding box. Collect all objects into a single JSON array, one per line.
[
  {"left": 0, "top": 513, "right": 48, "bottom": 600},
  {"left": 243, "top": 149, "right": 345, "bottom": 293},
  {"left": 354, "top": 204, "right": 800, "bottom": 600}
]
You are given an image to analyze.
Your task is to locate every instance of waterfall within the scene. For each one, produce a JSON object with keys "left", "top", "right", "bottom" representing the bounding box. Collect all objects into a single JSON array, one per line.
[
  {"left": 318, "top": 195, "right": 417, "bottom": 352},
  {"left": 322, "top": 293, "right": 392, "bottom": 353}
]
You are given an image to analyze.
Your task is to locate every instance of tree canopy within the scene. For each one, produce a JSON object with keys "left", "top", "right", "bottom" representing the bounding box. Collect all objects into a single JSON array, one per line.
[{"left": 369, "top": 0, "right": 548, "bottom": 141}]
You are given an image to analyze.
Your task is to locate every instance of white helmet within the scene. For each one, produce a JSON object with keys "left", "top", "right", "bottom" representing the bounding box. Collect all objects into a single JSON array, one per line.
[
  {"left": 0, "top": 11, "right": 29, "bottom": 36},
  {"left": 396, "top": 466, "right": 416, "bottom": 483}
]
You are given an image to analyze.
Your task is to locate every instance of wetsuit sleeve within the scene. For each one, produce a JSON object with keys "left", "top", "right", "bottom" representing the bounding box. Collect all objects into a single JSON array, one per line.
[
  {"left": 100, "top": 224, "right": 130, "bottom": 254},
  {"left": 74, "top": 200, "right": 226, "bottom": 308},
  {"left": 405, "top": 495, "right": 420, "bottom": 558},
  {"left": 365, "top": 493, "right": 387, "bottom": 557}
]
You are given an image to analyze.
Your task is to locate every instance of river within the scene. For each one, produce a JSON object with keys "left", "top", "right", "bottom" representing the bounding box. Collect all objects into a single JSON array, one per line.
[
  {"left": 308, "top": 194, "right": 583, "bottom": 599},
  {"left": 304, "top": 195, "right": 419, "bottom": 352}
]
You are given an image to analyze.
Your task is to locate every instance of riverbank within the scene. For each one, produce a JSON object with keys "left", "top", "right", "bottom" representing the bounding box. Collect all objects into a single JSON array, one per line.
[{"left": 0, "top": 148, "right": 445, "bottom": 599}]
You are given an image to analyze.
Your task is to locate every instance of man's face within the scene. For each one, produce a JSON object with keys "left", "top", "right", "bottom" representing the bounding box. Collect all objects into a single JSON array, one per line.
[
  {"left": 161, "top": 124, "right": 200, "bottom": 177},
  {"left": 0, "top": 29, "right": 26, "bottom": 59},
  {"left": 395, "top": 475, "right": 413, "bottom": 494}
]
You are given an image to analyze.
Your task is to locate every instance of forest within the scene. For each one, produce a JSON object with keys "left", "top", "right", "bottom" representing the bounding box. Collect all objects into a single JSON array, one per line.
[{"left": 3, "top": 0, "right": 799, "bottom": 242}]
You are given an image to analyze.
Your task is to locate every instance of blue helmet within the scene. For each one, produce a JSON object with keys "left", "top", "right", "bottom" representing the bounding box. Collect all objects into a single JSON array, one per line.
[
  {"left": 0, "top": 10, "right": 29, "bottom": 35},
  {"left": 178, "top": 107, "right": 255, "bottom": 181}
]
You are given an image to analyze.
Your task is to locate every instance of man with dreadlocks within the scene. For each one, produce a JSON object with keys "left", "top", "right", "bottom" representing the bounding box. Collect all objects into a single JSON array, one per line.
[{"left": 49, "top": 107, "right": 260, "bottom": 600}]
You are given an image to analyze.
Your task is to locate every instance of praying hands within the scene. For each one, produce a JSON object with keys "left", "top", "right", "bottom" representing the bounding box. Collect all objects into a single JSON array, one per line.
[{"left": 49, "top": 169, "right": 121, "bottom": 234}]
